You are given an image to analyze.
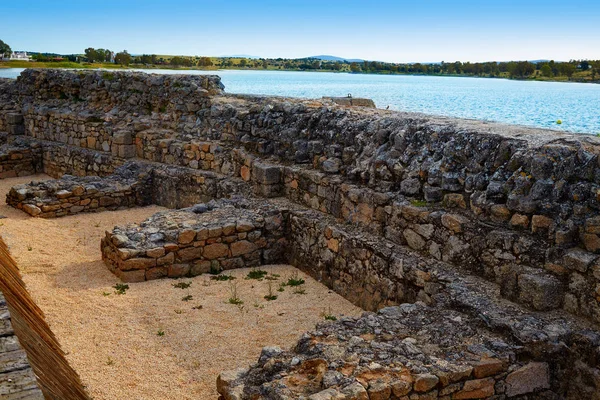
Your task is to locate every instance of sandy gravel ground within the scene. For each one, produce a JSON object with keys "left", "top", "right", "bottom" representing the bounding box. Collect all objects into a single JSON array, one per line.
[{"left": 0, "top": 175, "right": 362, "bottom": 399}]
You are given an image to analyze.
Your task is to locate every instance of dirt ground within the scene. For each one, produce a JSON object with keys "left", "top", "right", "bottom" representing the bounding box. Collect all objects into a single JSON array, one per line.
[{"left": 0, "top": 174, "right": 362, "bottom": 399}]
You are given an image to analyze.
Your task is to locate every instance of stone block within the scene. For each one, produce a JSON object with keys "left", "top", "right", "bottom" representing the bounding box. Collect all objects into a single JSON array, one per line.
[
  {"left": 563, "top": 248, "right": 597, "bottom": 273},
  {"left": 441, "top": 213, "right": 468, "bottom": 233},
  {"left": 168, "top": 264, "right": 191, "bottom": 278},
  {"left": 203, "top": 243, "right": 229, "bottom": 259},
  {"left": 413, "top": 373, "right": 439, "bottom": 392},
  {"left": 118, "top": 269, "right": 146, "bottom": 282},
  {"left": 453, "top": 377, "right": 495, "bottom": 399},
  {"left": 122, "top": 257, "right": 156, "bottom": 271},
  {"left": 473, "top": 358, "right": 504, "bottom": 378},
  {"left": 505, "top": 362, "right": 550, "bottom": 397},
  {"left": 177, "top": 246, "right": 203, "bottom": 262},
  {"left": 6, "top": 113, "right": 23, "bottom": 124},
  {"left": 518, "top": 273, "right": 563, "bottom": 311},
  {"left": 252, "top": 162, "right": 281, "bottom": 185},
  {"left": 230, "top": 240, "right": 258, "bottom": 257}
]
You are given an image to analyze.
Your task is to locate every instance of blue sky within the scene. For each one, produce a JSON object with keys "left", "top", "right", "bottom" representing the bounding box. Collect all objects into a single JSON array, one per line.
[{"left": 1, "top": 0, "right": 598, "bottom": 62}]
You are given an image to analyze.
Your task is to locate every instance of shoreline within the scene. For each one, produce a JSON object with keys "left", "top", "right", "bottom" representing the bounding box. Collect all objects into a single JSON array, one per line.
[{"left": 1, "top": 61, "right": 598, "bottom": 85}]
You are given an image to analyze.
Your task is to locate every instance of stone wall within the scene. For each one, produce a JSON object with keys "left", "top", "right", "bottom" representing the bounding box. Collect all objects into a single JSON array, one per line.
[
  {"left": 4, "top": 69, "right": 600, "bottom": 323},
  {"left": 0, "top": 138, "right": 42, "bottom": 179},
  {"left": 7, "top": 162, "right": 151, "bottom": 217},
  {"left": 3, "top": 69, "right": 600, "bottom": 399},
  {"left": 101, "top": 199, "right": 287, "bottom": 282}
]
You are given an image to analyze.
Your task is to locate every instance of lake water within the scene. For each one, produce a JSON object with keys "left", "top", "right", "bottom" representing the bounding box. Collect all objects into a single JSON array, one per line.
[{"left": 2, "top": 67, "right": 599, "bottom": 134}]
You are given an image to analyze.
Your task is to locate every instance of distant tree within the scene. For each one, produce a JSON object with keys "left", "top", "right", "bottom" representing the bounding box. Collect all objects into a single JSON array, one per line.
[
  {"left": 540, "top": 64, "right": 553, "bottom": 77},
  {"left": 239, "top": 59, "right": 247, "bottom": 67},
  {"left": 114, "top": 50, "right": 132, "bottom": 66},
  {"left": 558, "top": 62, "right": 576, "bottom": 78},
  {"left": 84, "top": 47, "right": 98, "bottom": 62},
  {"left": 350, "top": 62, "right": 361, "bottom": 73},
  {"left": 262, "top": 59, "right": 269, "bottom": 69},
  {"left": 0, "top": 39, "right": 11, "bottom": 57},
  {"left": 580, "top": 60, "right": 590, "bottom": 71},
  {"left": 198, "top": 57, "right": 213, "bottom": 67}
]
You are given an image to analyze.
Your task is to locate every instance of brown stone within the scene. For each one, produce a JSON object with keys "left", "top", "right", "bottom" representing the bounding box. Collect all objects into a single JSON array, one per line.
[
  {"left": 327, "top": 238, "right": 340, "bottom": 253},
  {"left": 583, "top": 233, "right": 600, "bottom": 253},
  {"left": 157, "top": 252, "right": 175, "bottom": 266},
  {"left": 121, "top": 257, "right": 156, "bottom": 271},
  {"left": 452, "top": 377, "right": 494, "bottom": 399},
  {"left": 391, "top": 380, "right": 412, "bottom": 396},
  {"left": 505, "top": 362, "right": 549, "bottom": 397},
  {"left": 444, "top": 193, "right": 467, "bottom": 209},
  {"left": 118, "top": 269, "right": 146, "bottom": 283},
  {"left": 146, "top": 247, "right": 166, "bottom": 258},
  {"left": 168, "top": 264, "right": 191, "bottom": 278},
  {"left": 441, "top": 214, "right": 468, "bottom": 233},
  {"left": 340, "top": 382, "right": 368, "bottom": 400},
  {"left": 472, "top": 358, "right": 504, "bottom": 378},
  {"left": 230, "top": 240, "right": 258, "bottom": 257},
  {"left": 236, "top": 220, "right": 254, "bottom": 232},
  {"left": 531, "top": 215, "right": 553, "bottom": 233},
  {"left": 146, "top": 267, "right": 167, "bottom": 280},
  {"left": 403, "top": 229, "right": 426, "bottom": 250},
  {"left": 367, "top": 380, "right": 391, "bottom": 400},
  {"left": 203, "top": 243, "right": 229, "bottom": 259},
  {"left": 413, "top": 373, "right": 439, "bottom": 392},
  {"left": 490, "top": 204, "right": 511, "bottom": 221},
  {"left": 22, "top": 204, "right": 41, "bottom": 216},
  {"left": 178, "top": 229, "right": 196, "bottom": 244},
  {"left": 177, "top": 246, "right": 203, "bottom": 262}
]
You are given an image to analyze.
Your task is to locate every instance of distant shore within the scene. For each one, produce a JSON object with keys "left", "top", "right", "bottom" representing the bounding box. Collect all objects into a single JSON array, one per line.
[{"left": 1, "top": 60, "right": 598, "bottom": 85}]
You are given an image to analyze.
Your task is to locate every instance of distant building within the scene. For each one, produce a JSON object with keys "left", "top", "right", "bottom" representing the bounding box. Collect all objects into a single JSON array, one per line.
[{"left": 3, "top": 51, "right": 32, "bottom": 61}]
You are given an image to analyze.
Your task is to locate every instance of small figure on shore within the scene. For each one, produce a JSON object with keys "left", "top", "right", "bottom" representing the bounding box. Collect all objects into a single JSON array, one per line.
[
  {"left": 386, "top": 105, "right": 390, "bottom": 110},
  {"left": 347, "top": 93, "right": 352, "bottom": 98}
]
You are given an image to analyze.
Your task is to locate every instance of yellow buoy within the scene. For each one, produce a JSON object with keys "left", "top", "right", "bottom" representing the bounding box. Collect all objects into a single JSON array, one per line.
[{"left": 556, "top": 120, "right": 562, "bottom": 125}]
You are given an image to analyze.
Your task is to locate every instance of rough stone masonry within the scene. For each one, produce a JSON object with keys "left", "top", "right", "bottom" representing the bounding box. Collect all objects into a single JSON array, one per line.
[{"left": 1, "top": 69, "right": 600, "bottom": 399}]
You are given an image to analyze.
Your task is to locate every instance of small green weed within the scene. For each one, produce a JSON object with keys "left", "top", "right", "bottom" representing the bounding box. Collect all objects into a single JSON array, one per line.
[
  {"left": 157, "top": 329, "right": 165, "bottom": 336},
  {"left": 264, "top": 282, "right": 277, "bottom": 301},
  {"left": 172, "top": 281, "right": 192, "bottom": 289},
  {"left": 113, "top": 283, "right": 129, "bottom": 295},
  {"left": 182, "top": 294, "right": 193, "bottom": 302},
  {"left": 102, "top": 292, "right": 111, "bottom": 297},
  {"left": 211, "top": 274, "right": 235, "bottom": 281},
  {"left": 286, "top": 271, "right": 305, "bottom": 287},
  {"left": 246, "top": 267, "right": 268, "bottom": 280},
  {"left": 410, "top": 199, "right": 428, "bottom": 207},
  {"left": 322, "top": 307, "right": 337, "bottom": 321},
  {"left": 174, "top": 309, "right": 184, "bottom": 314},
  {"left": 192, "top": 304, "right": 203, "bottom": 310},
  {"left": 228, "top": 281, "right": 243, "bottom": 305}
]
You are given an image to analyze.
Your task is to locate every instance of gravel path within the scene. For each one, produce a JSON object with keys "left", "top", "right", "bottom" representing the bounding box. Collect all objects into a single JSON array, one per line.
[{"left": 0, "top": 175, "right": 362, "bottom": 399}]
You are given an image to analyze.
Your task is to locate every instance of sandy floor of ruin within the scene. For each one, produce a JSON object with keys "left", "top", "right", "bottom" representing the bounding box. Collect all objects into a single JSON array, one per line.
[{"left": 0, "top": 175, "right": 363, "bottom": 400}]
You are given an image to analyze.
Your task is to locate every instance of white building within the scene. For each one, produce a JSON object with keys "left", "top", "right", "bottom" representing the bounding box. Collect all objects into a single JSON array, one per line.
[{"left": 5, "top": 51, "right": 32, "bottom": 61}]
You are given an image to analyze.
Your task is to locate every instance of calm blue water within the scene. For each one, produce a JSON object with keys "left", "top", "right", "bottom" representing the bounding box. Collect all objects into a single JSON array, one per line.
[{"left": 2, "top": 67, "right": 599, "bottom": 134}]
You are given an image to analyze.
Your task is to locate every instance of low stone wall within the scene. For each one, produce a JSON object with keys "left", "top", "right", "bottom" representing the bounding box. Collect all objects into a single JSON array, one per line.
[
  {"left": 0, "top": 139, "right": 42, "bottom": 179},
  {"left": 6, "top": 162, "right": 150, "bottom": 218},
  {"left": 100, "top": 199, "right": 287, "bottom": 282},
  {"left": 218, "top": 304, "right": 555, "bottom": 400}
]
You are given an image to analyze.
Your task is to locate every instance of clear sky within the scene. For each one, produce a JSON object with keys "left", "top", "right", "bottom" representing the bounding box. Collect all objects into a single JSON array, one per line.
[{"left": 1, "top": 0, "right": 599, "bottom": 62}]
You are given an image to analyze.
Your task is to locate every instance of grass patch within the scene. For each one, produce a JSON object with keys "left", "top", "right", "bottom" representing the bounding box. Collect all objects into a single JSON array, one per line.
[
  {"left": 410, "top": 199, "right": 428, "bottom": 207},
  {"left": 157, "top": 329, "right": 165, "bottom": 336},
  {"left": 172, "top": 281, "right": 192, "bottom": 289},
  {"left": 182, "top": 294, "right": 193, "bottom": 302},
  {"left": 286, "top": 271, "right": 305, "bottom": 287},
  {"left": 192, "top": 304, "right": 203, "bottom": 310},
  {"left": 264, "top": 282, "right": 277, "bottom": 301},
  {"left": 246, "top": 267, "right": 268, "bottom": 280},
  {"left": 210, "top": 274, "right": 235, "bottom": 281},
  {"left": 228, "top": 281, "right": 243, "bottom": 305},
  {"left": 113, "top": 283, "right": 129, "bottom": 295},
  {"left": 322, "top": 307, "right": 337, "bottom": 321}
]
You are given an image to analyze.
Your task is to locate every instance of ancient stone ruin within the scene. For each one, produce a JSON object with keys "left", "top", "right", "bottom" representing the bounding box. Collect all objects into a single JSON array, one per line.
[{"left": 1, "top": 68, "right": 600, "bottom": 399}]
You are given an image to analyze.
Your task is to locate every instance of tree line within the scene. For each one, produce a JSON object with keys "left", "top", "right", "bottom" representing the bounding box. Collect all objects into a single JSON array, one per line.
[{"left": 1, "top": 40, "right": 598, "bottom": 82}]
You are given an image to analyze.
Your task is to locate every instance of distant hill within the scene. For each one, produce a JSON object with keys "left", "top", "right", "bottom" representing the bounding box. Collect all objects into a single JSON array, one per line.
[
  {"left": 221, "top": 54, "right": 261, "bottom": 59},
  {"left": 303, "top": 55, "right": 364, "bottom": 63}
]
